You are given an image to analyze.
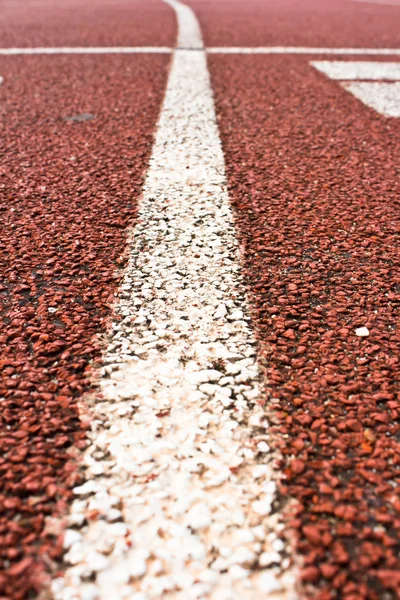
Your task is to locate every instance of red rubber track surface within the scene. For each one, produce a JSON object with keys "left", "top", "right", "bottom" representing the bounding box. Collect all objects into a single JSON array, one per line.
[
  {"left": 188, "top": 0, "right": 400, "bottom": 48},
  {"left": 0, "top": 54, "right": 170, "bottom": 599},
  {"left": 0, "top": 0, "right": 175, "bottom": 47},
  {"left": 209, "top": 54, "right": 400, "bottom": 600}
]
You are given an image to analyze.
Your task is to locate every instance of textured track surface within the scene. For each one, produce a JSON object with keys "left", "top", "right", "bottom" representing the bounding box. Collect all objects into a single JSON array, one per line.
[
  {"left": 187, "top": 0, "right": 400, "bottom": 48},
  {"left": 208, "top": 52, "right": 400, "bottom": 599},
  {"left": 0, "top": 54, "right": 170, "bottom": 599},
  {"left": 0, "top": 0, "right": 175, "bottom": 47},
  {"left": 2, "top": 0, "right": 400, "bottom": 599},
  {"left": 52, "top": 40, "right": 296, "bottom": 598}
]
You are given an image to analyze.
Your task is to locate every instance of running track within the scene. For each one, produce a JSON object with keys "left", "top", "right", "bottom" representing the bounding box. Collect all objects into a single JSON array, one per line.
[{"left": 0, "top": 1, "right": 400, "bottom": 599}]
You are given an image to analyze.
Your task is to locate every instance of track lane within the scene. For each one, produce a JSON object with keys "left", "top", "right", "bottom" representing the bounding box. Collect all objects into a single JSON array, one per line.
[
  {"left": 0, "top": 53, "right": 170, "bottom": 600},
  {"left": 2, "top": 0, "right": 400, "bottom": 598},
  {"left": 0, "top": 0, "right": 175, "bottom": 48},
  {"left": 187, "top": 0, "right": 400, "bottom": 49},
  {"left": 49, "top": 2, "right": 297, "bottom": 598},
  {"left": 208, "top": 52, "right": 400, "bottom": 599}
]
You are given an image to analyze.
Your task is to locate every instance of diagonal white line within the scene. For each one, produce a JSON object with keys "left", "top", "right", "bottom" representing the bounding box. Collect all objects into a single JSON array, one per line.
[
  {"left": 310, "top": 60, "right": 400, "bottom": 118},
  {"left": 311, "top": 60, "right": 400, "bottom": 80},
  {"left": 50, "top": 0, "right": 297, "bottom": 599},
  {"left": 342, "top": 81, "right": 400, "bottom": 117}
]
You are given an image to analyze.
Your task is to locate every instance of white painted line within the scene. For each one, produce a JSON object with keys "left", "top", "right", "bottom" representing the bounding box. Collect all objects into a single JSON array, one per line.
[
  {"left": 352, "top": 0, "right": 400, "bottom": 5},
  {"left": 343, "top": 81, "right": 400, "bottom": 116},
  {"left": 311, "top": 60, "right": 400, "bottom": 80},
  {"left": 207, "top": 46, "right": 400, "bottom": 55},
  {"left": 310, "top": 60, "right": 400, "bottom": 117},
  {"left": 0, "top": 46, "right": 172, "bottom": 55},
  {"left": 50, "top": 1, "right": 297, "bottom": 599},
  {"left": 0, "top": 46, "right": 400, "bottom": 56},
  {"left": 165, "top": 0, "right": 203, "bottom": 49}
]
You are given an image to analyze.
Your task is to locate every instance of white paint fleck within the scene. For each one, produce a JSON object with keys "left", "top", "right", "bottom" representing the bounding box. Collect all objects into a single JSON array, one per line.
[
  {"left": 63, "top": 530, "right": 83, "bottom": 550},
  {"left": 355, "top": 326, "right": 370, "bottom": 337}
]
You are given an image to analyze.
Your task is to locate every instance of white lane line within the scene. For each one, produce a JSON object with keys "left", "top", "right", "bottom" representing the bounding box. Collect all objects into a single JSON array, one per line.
[
  {"left": 0, "top": 46, "right": 172, "bottom": 55},
  {"left": 0, "top": 46, "right": 400, "bottom": 56},
  {"left": 164, "top": 0, "right": 203, "bottom": 49},
  {"left": 50, "top": 0, "right": 297, "bottom": 599},
  {"left": 311, "top": 60, "right": 400, "bottom": 79},
  {"left": 207, "top": 46, "right": 400, "bottom": 55},
  {"left": 343, "top": 81, "right": 400, "bottom": 116}
]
